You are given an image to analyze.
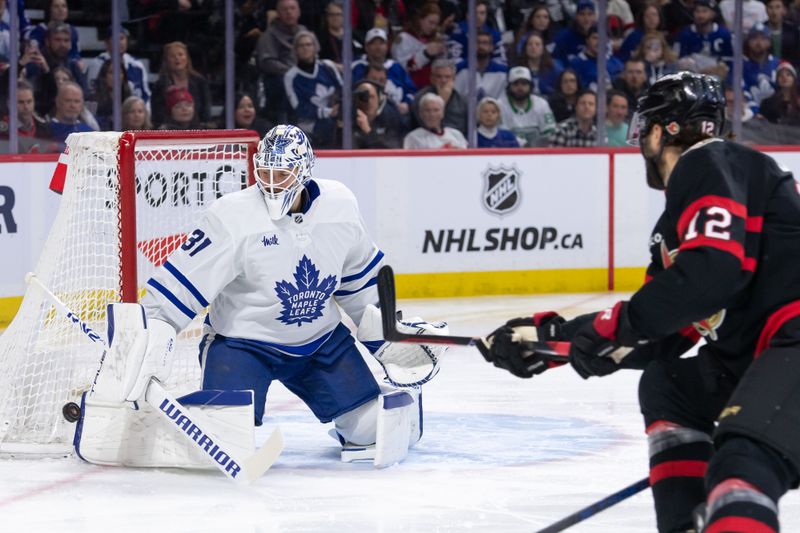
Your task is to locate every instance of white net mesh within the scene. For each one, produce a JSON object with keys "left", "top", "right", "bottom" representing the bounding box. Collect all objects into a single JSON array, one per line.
[{"left": 0, "top": 131, "right": 255, "bottom": 456}]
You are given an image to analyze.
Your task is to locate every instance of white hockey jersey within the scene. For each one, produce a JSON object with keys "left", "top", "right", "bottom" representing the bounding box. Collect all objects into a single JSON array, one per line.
[{"left": 141, "top": 179, "right": 384, "bottom": 356}]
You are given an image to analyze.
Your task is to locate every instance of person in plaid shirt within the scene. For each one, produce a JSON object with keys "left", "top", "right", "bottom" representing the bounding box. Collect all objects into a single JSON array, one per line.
[{"left": 551, "top": 89, "right": 597, "bottom": 147}]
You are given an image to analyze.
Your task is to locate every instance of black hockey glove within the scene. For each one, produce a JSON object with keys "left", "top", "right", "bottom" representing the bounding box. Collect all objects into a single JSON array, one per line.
[
  {"left": 569, "top": 301, "right": 647, "bottom": 379},
  {"left": 477, "top": 312, "right": 566, "bottom": 378}
]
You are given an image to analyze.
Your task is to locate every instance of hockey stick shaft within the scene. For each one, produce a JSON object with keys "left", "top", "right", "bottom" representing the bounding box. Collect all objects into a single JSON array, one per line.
[
  {"left": 534, "top": 477, "right": 650, "bottom": 533},
  {"left": 25, "top": 273, "right": 283, "bottom": 484},
  {"left": 376, "top": 266, "right": 570, "bottom": 361}
]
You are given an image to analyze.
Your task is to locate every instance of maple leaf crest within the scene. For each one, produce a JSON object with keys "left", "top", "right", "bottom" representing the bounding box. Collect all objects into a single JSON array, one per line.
[{"left": 275, "top": 255, "right": 338, "bottom": 326}]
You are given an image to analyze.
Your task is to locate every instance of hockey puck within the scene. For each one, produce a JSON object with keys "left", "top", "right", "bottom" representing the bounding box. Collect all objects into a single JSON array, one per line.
[{"left": 62, "top": 402, "right": 81, "bottom": 423}]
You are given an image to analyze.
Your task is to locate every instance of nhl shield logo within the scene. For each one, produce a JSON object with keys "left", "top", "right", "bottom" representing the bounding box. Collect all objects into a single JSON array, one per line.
[{"left": 482, "top": 166, "right": 521, "bottom": 215}]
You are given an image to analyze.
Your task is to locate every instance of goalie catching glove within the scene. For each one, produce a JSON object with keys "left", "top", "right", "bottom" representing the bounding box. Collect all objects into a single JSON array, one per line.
[
  {"left": 357, "top": 304, "right": 449, "bottom": 387},
  {"left": 477, "top": 312, "right": 567, "bottom": 378}
]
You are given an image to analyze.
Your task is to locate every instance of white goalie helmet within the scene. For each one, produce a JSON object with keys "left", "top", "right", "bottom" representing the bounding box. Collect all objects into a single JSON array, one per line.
[{"left": 253, "top": 124, "right": 316, "bottom": 219}]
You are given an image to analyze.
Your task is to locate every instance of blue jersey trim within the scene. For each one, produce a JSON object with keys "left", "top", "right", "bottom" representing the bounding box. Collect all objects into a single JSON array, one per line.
[
  {"left": 231, "top": 329, "right": 336, "bottom": 357},
  {"left": 177, "top": 390, "right": 253, "bottom": 407},
  {"left": 334, "top": 276, "right": 377, "bottom": 297},
  {"left": 302, "top": 179, "right": 321, "bottom": 214},
  {"left": 361, "top": 339, "right": 384, "bottom": 354},
  {"left": 341, "top": 250, "right": 384, "bottom": 283},
  {"left": 164, "top": 260, "right": 209, "bottom": 307},
  {"left": 147, "top": 279, "right": 196, "bottom": 320}
]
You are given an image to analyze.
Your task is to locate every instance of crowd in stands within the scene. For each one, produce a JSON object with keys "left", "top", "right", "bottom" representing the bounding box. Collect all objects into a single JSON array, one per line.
[{"left": 0, "top": 0, "right": 799, "bottom": 152}]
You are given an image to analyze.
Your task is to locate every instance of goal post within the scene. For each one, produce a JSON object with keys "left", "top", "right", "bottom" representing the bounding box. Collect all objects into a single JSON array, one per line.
[{"left": 0, "top": 130, "right": 260, "bottom": 456}]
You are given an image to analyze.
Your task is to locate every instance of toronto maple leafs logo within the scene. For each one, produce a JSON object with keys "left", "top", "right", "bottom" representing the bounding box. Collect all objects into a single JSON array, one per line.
[
  {"left": 275, "top": 256, "right": 337, "bottom": 326},
  {"left": 271, "top": 135, "right": 292, "bottom": 155}
]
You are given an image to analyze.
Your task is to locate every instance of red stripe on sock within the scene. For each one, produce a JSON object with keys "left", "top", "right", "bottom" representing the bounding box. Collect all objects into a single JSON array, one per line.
[
  {"left": 706, "top": 516, "right": 776, "bottom": 533},
  {"left": 649, "top": 460, "right": 707, "bottom": 484}
]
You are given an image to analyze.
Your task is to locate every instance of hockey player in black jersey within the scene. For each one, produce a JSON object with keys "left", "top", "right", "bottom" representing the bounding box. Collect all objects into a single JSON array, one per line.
[{"left": 478, "top": 72, "right": 800, "bottom": 532}]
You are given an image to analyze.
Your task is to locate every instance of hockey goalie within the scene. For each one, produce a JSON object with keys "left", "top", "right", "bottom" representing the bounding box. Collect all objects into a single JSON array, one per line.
[{"left": 74, "top": 125, "right": 449, "bottom": 474}]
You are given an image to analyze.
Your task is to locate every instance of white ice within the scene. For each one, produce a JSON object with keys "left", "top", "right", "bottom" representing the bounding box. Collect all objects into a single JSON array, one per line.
[{"left": 2, "top": 292, "right": 799, "bottom": 533}]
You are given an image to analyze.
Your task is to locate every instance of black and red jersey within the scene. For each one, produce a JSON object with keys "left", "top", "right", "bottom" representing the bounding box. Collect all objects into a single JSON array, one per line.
[{"left": 628, "top": 138, "right": 800, "bottom": 377}]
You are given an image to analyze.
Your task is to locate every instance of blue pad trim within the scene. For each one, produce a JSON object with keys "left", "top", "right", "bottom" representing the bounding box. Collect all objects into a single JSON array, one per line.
[
  {"left": 177, "top": 390, "right": 254, "bottom": 407},
  {"left": 382, "top": 391, "right": 414, "bottom": 410}
]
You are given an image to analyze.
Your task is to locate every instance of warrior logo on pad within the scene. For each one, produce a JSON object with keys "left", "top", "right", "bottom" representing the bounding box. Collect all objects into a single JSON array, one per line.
[
  {"left": 275, "top": 255, "right": 337, "bottom": 326},
  {"left": 482, "top": 165, "right": 521, "bottom": 215}
]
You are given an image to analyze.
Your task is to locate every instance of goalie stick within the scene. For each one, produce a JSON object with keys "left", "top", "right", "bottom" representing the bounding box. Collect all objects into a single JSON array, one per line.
[
  {"left": 25, "top": 273, "right": 283, "bottom": 485},
  {"left": 376, "top": 265, "right": 571, "bottom": 362}
]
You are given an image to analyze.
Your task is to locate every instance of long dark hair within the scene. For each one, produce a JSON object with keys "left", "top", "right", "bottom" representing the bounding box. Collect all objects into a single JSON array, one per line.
[
  {"left": 519, "top": 32, "right": 555, "bottom": 72},
  {"left": 554, "top": 68, "right": 582, "bottom": 99}
]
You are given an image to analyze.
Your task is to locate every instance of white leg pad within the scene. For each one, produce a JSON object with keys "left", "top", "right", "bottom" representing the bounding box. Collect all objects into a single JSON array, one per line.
[
  {"left": 374, "top": 388, "right": 421, "bottom": 468},
  {"left": 74, "top": 390, "right": 255, "bottom": 469}
]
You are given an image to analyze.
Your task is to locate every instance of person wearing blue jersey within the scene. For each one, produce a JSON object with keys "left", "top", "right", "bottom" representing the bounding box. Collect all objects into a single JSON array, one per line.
[
  {"left": 454, "top": 30, "right": 509, "bottom": 100},
  {"left": 124, "top": 125, "right": 449, "bottom": 467},
  {"left": 476, "top": 97, "right": 520, "bottom": 148},
  {"left": 675, "top": 0, "right": 733, "bottom": 74},
  {"left": 284, "top": 31, "right": 343, "bottom": 148},
  {"left": 569, "top": 26, "right": 624, "bottom": 92},
  {"left": 553, "top": 0, "right": 597, "bottom": 63},
  {"left": 738, "top": 24, "right": 781, "bottom": 111},
  {"left": 446, "top": 0, "right": 506, "bottom": 65},
  {"left": 352, "top": 28, "right": 417, "bottom": 114},
  {"left": 616, "top": 3, "right": 665, "bottom": 63}
]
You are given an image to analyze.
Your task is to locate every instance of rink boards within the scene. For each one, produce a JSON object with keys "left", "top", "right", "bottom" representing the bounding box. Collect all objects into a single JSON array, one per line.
[{"left": 1, "top": 147, "right": 800, "bottom": 324}]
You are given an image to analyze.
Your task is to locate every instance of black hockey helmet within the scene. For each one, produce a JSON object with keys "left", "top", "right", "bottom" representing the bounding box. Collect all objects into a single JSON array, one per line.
[{"left": 627, "top": 72, "right": 726, "bottom": 146}]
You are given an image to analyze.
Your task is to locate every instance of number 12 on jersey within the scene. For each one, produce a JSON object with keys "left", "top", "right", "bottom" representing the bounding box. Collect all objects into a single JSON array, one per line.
[{"left": 181, "top": 229, "right": 213, "bottom": 257}]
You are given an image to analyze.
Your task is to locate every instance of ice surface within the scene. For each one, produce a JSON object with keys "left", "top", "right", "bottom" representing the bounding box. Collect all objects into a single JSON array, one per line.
[{"left": 2, "top": 292, "right": 798, "bottom": 532}]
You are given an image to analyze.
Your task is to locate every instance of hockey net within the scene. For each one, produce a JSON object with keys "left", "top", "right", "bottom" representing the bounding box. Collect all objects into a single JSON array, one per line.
[{"left": 0, "top": 130, "right": 259, "bottom": 456}]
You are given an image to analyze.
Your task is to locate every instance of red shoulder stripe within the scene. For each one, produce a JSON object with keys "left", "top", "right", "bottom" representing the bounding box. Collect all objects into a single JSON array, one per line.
[{"left": 676, "top": 195, "right": 747, "bottom": 240}]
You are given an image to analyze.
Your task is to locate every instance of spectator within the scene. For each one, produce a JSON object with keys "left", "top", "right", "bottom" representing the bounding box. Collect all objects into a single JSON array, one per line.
[
  {"left": 720, "top": 0, "right": 767, "bottom": 32},
  {"left": 158, "top": 86, "right": 203, "bottom": 130},
  {"left": 0, "top": 0, "right": 31, "bottom": 71},
  {"left": 740, "top": 24, "right": 781, "bottom": 108},
  {"left": 0, "top": 80, "right": 54, "bottom": 151},
  {"left": 86, "top": 27, "right": 151, "bottom": 112},
  {"left": 447, "top": 0, "right": 506, "bottom": 65},
  {"left": 514, "top": 5, "right": 556, "bottom": 60},
  {"left": 90, "top": 59, "right": 132, "bottom": 131},
  {"left": 569, "top": 26, "right": 624, "bottom": 91},
  {"left": 454, "top": 30, "right": 508, "bottom": 100},
  {"left": 25, "top": 0, "right": 79, "bottom": 61},
  {"left": 551, "top": 89, "right": 597, "bottom": 147},
  {"left": 48, "top": 82, "right": 95, "bottom": 143},
  {"left": 121, "top": 96, "right": 153, "bottom": 131},
  {"left": 255, "top": 0, "right": 308, "bottom": 122},
  {"left": 476, "top": 96, "right": 520, "bottom": 148},
  {"left": 318, "top": 0, "right": 358, "bottom": 68},
  {"left": 724, "top": 84, "right": 755, "bottom": 125},
  {"left": 617, "top": 3, "right": 665, "bottom": 63},
  {"left": 605, "top": 89, "right": 629, "bottom": 146},
  {"left": 612, "top": 58, "right": 648, "bottom": 118},
  {"left": 548, "top": 68, "right": 582, "bottom": 122},
  {"left": 498, "top": 66, "right": 556, "bottom": 147},
  {"left": 553, "top": 0, "right": 597, "bottom": 63},
  {"left": 633, "top": 32, "right": 679, "bottom": 86},
  {"left": 403, "top": 92, "right": 467, "bottom": 149},
  {"left": 364, "top": 63, "right": 412, "bottom": 116},
  {"left": 23, "top": 22, "right": 87, "bottom": 118},
  {"left": 48, "top": 64, "right": 100, "bottom": 131},
  {"left": 284, "top": 30, "right": 342, "bottom": 148},
  {"left": 234, "top": 0, "right": 266, "bottom": 96},
  {"left": 352, "top": 79, "right": 406, "bottom": 148},
  {"left": 351, "top": 0, "right": 407, "bottom": 44},
  {"left": 663, "top": 0, "right": 700, "bottom": 37},
  {"left": 517, "top": 32, "right": 564, "bottom": 96},
  {"left": 230, "top": 92, "right": 272, "bottom": 137},
  {"left": 413, "top": 59, "right": 468, "bottom": 136},
  {"left": 353, "top": 27, "right": 417, "bottom": 113},
  {"left": 766, "top": 0, "right": 800, "bottom": 67},
  {"left": 759, "top": 61, "right": 800, "bottom": 124},
  {"left": 392, "top": 1, "right": 447, "bottom": 90},
  {"left": 675, "top": 0, "right": 733, "bottom": 77},
  {"left": 151, "top": 42, "right": 213, "bottom": 128},
  {"left": 607, "top": 0, "right": 635, "bottom": 37}
]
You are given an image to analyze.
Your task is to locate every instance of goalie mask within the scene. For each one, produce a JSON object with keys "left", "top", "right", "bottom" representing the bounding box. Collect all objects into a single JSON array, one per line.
[{"left": 253, "top": 125, "right": 316, "bottom": 220}]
